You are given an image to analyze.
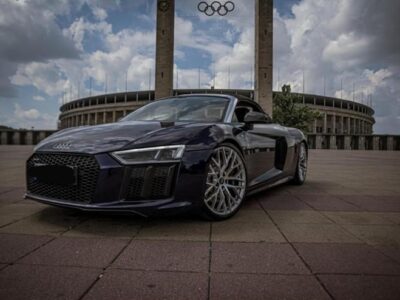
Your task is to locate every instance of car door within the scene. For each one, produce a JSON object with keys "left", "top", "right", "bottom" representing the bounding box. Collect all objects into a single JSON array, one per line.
[{"left": 233, "top": 101, "right": 289, "bottom": 186}]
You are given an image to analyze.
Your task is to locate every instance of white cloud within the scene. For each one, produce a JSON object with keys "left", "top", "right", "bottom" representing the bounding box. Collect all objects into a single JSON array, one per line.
[
  {"left": 33, "top": 95, "right": 45, "bottom": 102},
  {"left": 91, "top": 6, "right": 107, "bottom": 21},
  {"left": 11, "top": 103, "right": 57, "bottom": 129},
  {"left": 14, "top": 104, "right": 40, "bottom": 120}
]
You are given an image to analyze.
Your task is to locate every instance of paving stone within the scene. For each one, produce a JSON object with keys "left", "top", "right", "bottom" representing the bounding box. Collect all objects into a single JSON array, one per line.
[
  {"left": 279, "top": 223, "right": 361, "bottom": 243},
  {"left": 268, "top": 210, "right": 332, "bottom": 225},
  {"left": 374, "top": 246, "right": 400, "bottom": 264},
  {"left": 0, "top": 203, "right": 45, "bottom": 227},
  {"left": 240, "top": 197, "right": 263, "bottom": 210},
  {"left": 319, "top": 274, "right": 400, "bottom": 300},
  {"left": 259, "top": 195, "right": 313, "bottom": 211},
  {"left": 297, "top": 194, "right": 362, "bottom": 211},
  {"left": 343, "top": 224, "right": 400, "bottom": 247},
  {"left": 340, "top": 195, "right": 400, "bottom": 212},
  {"left": 294, "top": 243, "right": 400, "bottom": 275},
  {"left": 0, "top": 233, "right": 52, "bottom": 263},
  {"left": 0, "top": 188, "right": 26, "bottom": 206},
  {"left": 210, "top": 273, "right": 330, "bottom": 300},
  {"left": 84, "top": 269, "right": 208, "bottom": 300},
  {"left": 0, "top": 207, "right": 85, "bottom": 236},
  {"left": 212, "top": 221, "right": 285, "bottom": 242},
  {"left": 376, "top": 212, "right": 400, "bottom": 224},
  {"left": 323, "top": 211, "right": 394, "bottom": 225},
  {"left": 0, "top": 264, "right": 100, "bottom": 300},
  {"left": 228, "top": 209, "right": 271, "bottom": 223},
  {"left": 211, "top": 242, "right": 309, "bottom": 274},
  {"left": 63, "top": 216, "right": 142, "bottom": 239},
  {"left": 137, "top": 220, "right": 210, "bottom": 241},
  {"left": 19, "top": 237, "right": 128, "bottom": 268},
  {"left": 112, "top": 240, "right": 209, "bottom": 272}
]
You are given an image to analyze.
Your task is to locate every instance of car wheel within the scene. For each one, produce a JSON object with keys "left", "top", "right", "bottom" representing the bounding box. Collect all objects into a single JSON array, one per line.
[
  {"left": 201, "top": 144, "right": 247, "bottom": 220},
  {"left": 292, "top": 142, "right": 307, "bottom": 185}
]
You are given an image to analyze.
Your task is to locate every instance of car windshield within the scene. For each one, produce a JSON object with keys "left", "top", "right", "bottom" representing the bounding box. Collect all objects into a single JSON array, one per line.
[{"left": 121, "top": 96, "right": 230, "bottom": 123}]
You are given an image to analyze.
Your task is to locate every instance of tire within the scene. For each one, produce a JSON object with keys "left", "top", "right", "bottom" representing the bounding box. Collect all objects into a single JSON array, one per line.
[
  {"left": 292, "top": 142, "right": 308, "bottom": 185},
  {"left": 200, "top": 143, "right": 247, "bottom": 221}
]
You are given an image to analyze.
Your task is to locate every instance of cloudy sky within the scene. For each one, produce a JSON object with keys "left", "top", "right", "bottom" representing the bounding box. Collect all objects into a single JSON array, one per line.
[{"left": 0, "top": 0, "right": 399, "bottom": 133}]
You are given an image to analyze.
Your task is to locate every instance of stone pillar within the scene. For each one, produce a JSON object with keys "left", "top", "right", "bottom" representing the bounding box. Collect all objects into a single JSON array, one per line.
[
  {"left": 358, "top": 136, "right": 365, "bottom": 150},
  {"left": 387, "top": 136, "right": 394, "bottom": 151},
  {"left": 0, "top": 131, "right": 7, "bottom": 144},
  {"left": 329, "top": 136, "right": 337, "bottom": 149},
  {"left": 344, "top": 136, "right": 351, "bottom": 150},
  {"left": 103, "top": 112, "right": 106, "bottom": 124},
  {"left": 347, "top": 118, "right": 351, "bottom": 134},
  {"left": 323, "top": 113, "right": 327, "bottom": 134},
  {"left": 315, "top": 135, "right": 323, "bottom": 149},
  {"left": 155, "top": 0, "right": 175, "bottom": 99},
  {"left": 26, "top": 131, "right": 34, "bottom": 145},
  {"left": 340, "top": 116, "right": 344, "bottom": 134},
  {"left": 254, "top": 0, "right": 273, "bottom": 116},
  {"left": 12, "top": 131, "right": 20, "bottom": 145},
  {"left": 38, "top": 131, "right": 47, "bottom": 143},
  {"left": 373, "top": 136, "right": 380, "bottom": 150},
  {"left": 112, "top": 111, "right": 116, "bottom": 122},
  {"left": 332, "top": 114, "right": 336, "bottom": 134}
]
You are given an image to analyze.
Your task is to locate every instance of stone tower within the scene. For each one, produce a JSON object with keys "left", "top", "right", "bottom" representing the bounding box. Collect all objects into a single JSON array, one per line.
[
  {"left": 155, "top": 0, "right": 175, "bottom": 99},
  {"left": 255, "top": 0, "right": 273, "bottom": 116}
]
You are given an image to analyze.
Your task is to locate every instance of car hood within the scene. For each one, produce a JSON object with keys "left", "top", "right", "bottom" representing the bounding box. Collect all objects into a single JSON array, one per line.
[{"left": 35, "top": 121, "right": 216, "bottom": 154}]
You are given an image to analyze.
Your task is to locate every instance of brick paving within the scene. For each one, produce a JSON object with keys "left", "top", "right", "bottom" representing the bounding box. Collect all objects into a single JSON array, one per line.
[{"left": 0, "top": 145, "right": 400, "bottom": 299}]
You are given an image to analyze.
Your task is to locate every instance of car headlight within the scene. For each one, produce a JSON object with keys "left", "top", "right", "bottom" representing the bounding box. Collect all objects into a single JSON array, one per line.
[{"left": 111, "top": 145, "right": 185, "bottom": 164}]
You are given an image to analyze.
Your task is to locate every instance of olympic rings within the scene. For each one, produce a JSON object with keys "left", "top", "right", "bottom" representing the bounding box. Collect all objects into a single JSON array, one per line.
[{"left": 197, "top": 1, "right": 235, "bottom": 16}]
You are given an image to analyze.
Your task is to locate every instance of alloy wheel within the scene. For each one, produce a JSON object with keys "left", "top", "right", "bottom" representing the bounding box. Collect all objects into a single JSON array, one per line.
[
  {"left": 204, "top": 146, "right": 246, "bottom": 216},
  {"left": 298, "top": 143, "right": 307, "bottom": 182}
]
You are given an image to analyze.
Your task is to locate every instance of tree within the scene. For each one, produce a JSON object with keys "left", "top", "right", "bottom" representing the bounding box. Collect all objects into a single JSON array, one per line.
[{"left": 273, "top": 85, "right": 321, "bottom": 132}]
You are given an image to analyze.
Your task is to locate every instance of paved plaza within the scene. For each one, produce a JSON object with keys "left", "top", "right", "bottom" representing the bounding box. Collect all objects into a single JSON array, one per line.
[{"left": 0, "top": 146, "right": 399, "bottom": 299}]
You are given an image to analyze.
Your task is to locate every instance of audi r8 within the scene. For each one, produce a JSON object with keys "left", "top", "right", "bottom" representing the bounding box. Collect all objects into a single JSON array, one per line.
[{"left": 26, "top": 94, "right": 308, "bottom": 220}]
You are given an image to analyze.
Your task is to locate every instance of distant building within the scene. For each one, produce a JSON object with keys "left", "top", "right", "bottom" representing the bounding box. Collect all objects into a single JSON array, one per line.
[{"left": 59, "top": 88, "right": 374, "bottom": 134}]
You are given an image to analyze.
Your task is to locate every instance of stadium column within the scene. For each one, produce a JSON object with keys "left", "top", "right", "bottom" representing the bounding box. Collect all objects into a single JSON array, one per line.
[
  {"left": 387, "top": 137, "right": 394, "bottom": 151},
  {"left": 155, "top": 0, "right": 175, "bottom": 100},
  {"left": 255, "top": 0, "right": 273, "bottom": 116}
]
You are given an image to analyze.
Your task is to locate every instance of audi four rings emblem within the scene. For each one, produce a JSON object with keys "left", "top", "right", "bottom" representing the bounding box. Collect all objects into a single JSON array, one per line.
[{"left": 198, "top": 1, "right": 235, "bottom": 16}]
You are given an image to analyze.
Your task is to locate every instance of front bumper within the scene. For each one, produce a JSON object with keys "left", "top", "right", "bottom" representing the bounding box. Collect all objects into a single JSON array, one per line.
[{"left": 26, "top": 149, "right": 212, "bottom": 217}]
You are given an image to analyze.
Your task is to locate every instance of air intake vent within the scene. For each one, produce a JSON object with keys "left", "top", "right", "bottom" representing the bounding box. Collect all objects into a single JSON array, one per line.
[{"left": 126, "top": 164, "right": 177, "bottom": 201}]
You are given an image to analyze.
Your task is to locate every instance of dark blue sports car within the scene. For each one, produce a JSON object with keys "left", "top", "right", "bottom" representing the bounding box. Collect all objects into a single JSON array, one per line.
[{"left": 26, "top": 94, "right": 308, "bottom": 220}]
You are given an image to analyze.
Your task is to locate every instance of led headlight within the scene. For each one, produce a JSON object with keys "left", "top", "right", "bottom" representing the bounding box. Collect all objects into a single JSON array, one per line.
[{"left": 111, "top": 145, "right": 185, "bottom": 164}]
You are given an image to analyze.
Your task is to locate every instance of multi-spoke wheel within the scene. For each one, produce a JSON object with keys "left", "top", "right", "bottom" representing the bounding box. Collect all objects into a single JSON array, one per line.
[
  {"left": 292, "top": 142, "right": 307, "bottom": 185},
  {"left": 202, "top": 144, "right": 247, "bottom": 220}
]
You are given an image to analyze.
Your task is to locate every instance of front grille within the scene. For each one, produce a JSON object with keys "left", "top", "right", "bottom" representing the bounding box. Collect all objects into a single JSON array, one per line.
[
  {"left": 126, "top": 164, "right": 177, "bottom": 201},
  {"left": 27, "top": 153, "right": 99, "bottom": 203}
]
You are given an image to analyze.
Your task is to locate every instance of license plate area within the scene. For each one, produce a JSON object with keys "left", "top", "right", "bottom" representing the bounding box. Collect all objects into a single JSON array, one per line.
[{"left": 29, "top": 164, "right": 78, "bottom": 186}]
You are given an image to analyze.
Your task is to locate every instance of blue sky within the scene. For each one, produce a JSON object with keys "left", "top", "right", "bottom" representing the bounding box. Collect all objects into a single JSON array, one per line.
[{"left": 0, "top": 0, "right": 399, "bottom": 133}]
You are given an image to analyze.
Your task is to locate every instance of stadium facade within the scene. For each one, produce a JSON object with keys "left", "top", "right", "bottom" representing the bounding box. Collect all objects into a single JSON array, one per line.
[{"left": 57, "top": 89, "right": 387, "bottom": 150}]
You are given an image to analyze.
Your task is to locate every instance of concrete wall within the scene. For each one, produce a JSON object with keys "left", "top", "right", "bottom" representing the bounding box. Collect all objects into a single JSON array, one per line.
[
  {"left": 0, "top": 130, "right": 56, "bottom": 146},
  {"left": 307, "top": 134, "right": 400, "bottom": 151}
]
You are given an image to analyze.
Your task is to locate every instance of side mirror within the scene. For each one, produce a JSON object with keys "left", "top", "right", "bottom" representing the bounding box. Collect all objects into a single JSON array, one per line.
[{"left": 243, "top": 111, "right": 272, "bottom": 124}]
